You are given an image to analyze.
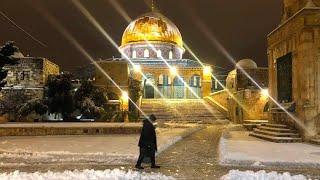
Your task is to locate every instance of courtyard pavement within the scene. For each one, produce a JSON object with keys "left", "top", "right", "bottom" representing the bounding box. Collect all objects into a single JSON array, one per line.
[{"left": 0, "top": 124, "right": 202, "bottom": 172}]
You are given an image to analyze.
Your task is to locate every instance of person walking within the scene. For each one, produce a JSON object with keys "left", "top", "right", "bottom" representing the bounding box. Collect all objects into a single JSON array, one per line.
[{"left": 135, "top": 114, "right": 160, "bottom": 169}]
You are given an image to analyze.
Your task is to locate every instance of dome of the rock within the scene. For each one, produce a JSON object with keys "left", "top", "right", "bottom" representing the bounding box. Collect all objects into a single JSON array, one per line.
[{"left": 121, "top": 12, "right": 183, "bottom": 48}]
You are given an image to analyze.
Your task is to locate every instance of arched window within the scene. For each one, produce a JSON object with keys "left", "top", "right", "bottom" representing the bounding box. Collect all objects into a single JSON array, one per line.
[
  {"left": 144, "top": 49, "right": 149, "bottom": 58},
  {"left": 173, "top": 76, "right": 184, "bottom": 86},
  {"left": 263, "top": 102, "right": 270, "bottom": 112},
  {"left": 132, "top": 50, "right": 137, "bottom": 58},
  {"left": 169, "top": 51, "right": 173, "bottom": 59},
  {"left": 157, "top": 50, "right": 162, "bottom": 58}
]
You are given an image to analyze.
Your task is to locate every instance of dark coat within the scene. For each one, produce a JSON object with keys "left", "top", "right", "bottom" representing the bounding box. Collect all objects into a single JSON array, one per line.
[{"left": 138, "top": 119, "right": 157, "bottom": 152}]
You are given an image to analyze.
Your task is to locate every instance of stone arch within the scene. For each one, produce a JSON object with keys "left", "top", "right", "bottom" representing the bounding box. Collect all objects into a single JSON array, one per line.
[
  {"left": 142, "top": 73, "right": 155, "bottom": 98},
  {"left": 188, "top": 74, "right": 202, "bottom": 98},
  {"left": 157, "top": 74, "right": 171, "bottom": 98},
  {"left": 173, "top": 76, "right": 184, "bottom": 86},
  {"left": 173, "top": 76, "right": 185, "bottom": 99},
  {"left": 158, "top": 74, "right": 171, "bottom": 86}
]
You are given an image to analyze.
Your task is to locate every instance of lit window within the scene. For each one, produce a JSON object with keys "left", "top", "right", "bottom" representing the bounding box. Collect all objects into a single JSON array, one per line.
[
  {"left": 157, "top": 50, "right": 162, "bottom": 58},
  {"left": 169, "top": 51, "right": 173, "bottom": 59},
  {"left": 144, "top": 49, "right": 149, "bottom": 58},
  {"left": 132, "top": 50, "right": 137, "bottom": 58}
]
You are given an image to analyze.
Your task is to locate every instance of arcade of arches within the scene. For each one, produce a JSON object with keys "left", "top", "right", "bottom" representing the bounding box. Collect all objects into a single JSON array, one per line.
[{"left": 132, "top": 67, "right": 210, "bottom": 99}]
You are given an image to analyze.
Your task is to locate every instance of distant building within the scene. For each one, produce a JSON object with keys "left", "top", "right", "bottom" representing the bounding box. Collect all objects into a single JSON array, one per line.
[
  {"left": 226, "top": 59, "right": 268, "bottom": 91},
  {"left": 77, "top": 11, "right": 214, "bottom": 100},
  {"left": 2, "top": 55, "right": 60, "bottom": 100},
  {"left": 225, "top": 59, "right": 269, "bottom": 123},
  {"left": 208, "top": 59, "right": 269, "bottom": 124}
]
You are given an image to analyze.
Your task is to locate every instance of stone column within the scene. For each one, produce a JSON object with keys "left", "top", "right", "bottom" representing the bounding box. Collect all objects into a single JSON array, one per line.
[{"left": 202, "top": 71, "right": 212, "bottom": 97}]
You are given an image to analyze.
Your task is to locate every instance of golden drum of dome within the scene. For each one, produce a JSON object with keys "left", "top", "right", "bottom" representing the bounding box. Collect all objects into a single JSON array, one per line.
[{"left": 121, "top": 12, "right": 183, "bottom": 48}]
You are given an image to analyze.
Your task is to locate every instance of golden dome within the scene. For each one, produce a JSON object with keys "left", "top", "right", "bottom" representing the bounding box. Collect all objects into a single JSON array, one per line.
[{"left": 121, "top": 12, "right": 183, "bottom": 48}]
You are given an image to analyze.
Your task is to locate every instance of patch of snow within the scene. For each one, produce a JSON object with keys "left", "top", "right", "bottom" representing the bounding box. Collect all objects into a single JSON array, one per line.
[
  {"left": 219, "top": 130, "right": 320, "bottom": 168},
  {"left": 221, "top": 170, "right": 307, "bottom": 180},
  {"left": 0, "top": 169, "right": 175, "bottom": 180},
  {"left": 252, "top": 161, "right": 264, "bottom": 167}
]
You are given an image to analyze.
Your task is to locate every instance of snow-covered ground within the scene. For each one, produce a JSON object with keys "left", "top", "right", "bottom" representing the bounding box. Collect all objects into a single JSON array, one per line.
[
  {"left": 0, "top": 125, "right": 201, "bottom": 167},
  {"left": 0, "top": 169, "right": 175, "bottom": 180},
  {"left": 221, "top": 170, "right": 307, "bottom": 180},
  {"left": 219, "top": 130, "right": 320, "bottom": 168}
]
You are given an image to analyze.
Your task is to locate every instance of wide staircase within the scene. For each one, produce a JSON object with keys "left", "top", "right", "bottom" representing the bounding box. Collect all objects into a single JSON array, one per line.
[
  {"left": 140, "top": 99, "right": 227, "bottom": 123},
  {"left": 249, "top": 123, "right": 302, "bottom": 143}
]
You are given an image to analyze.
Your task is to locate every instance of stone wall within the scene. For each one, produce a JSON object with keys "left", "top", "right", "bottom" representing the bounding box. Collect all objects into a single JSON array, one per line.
[
  {"left": 207, "top": 89, "right": 268, "bottom": 123},
  {"left": 207, "top": 90, "right": 229, "bottom": 111},
  {"left": 4, "top": 57, "right": 59, "bottom": 88},
  {"left": 227, "top": 90, "right": 269, "bottom": 123},
  {"left": 93, "top": 60, "right": 129, "bottom": 98},
  {"left": 283, "top": 0, "right": 320, "bottom": 21}
]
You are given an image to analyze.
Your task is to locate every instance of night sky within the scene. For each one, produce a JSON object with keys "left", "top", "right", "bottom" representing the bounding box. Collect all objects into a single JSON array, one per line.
[{"left": 0, "top": 0, "right": 282, "bottom": 72}]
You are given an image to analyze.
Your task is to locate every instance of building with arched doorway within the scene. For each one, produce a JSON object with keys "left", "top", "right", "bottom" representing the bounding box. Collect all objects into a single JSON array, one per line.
[
  {"left": 120, "top": 11, "right": 213, "bottom": 99},
  {"left": 77, "top": 11, "right": 214, "bottom": 100}
]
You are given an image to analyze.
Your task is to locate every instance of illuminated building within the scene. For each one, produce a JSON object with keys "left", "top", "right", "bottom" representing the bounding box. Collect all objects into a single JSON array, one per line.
[
  {"left": 268, "top": 0, "right": 320, "bottom": 139},
  {"left": 119, "top": 12, "right": 213, "bottom": 99}
]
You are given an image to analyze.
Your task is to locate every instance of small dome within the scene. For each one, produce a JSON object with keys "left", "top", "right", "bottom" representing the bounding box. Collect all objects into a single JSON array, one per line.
[
  {"left": 236, "top": 59, "right": 257, "bottom": 69},
  {"left": 121, "top": 12, "right": 183, "bottom": 48}
]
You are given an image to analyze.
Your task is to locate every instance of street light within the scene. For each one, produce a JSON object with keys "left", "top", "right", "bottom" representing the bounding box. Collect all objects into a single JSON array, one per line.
[
  {"left": 203, "top": 66, "right": 212, "bottom": 76},
  {"left": 121, "top": 91, "right": 129, "bottom": 111},
  {"left": 133, "top": 64, "right": 141, "bottom": 72},
  {"left": 261, "top": 89, "right": 269, "bottom": 97},
  {"left": 170, "top": 66, "right": 177, "bottom": 76}
]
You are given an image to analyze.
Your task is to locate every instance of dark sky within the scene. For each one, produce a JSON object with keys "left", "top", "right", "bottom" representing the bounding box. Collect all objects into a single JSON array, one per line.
[{"left": 0, "top": 0, "right": 282, "bottom": 72}]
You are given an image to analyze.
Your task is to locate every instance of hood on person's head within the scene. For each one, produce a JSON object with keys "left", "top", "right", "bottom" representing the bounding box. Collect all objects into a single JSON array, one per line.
[{"left": 149, "top": 114, "right": 157, "bottom": 122}]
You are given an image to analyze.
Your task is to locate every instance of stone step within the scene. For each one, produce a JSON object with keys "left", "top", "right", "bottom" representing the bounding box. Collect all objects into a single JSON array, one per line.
[
  {"left": 253, "top": 128, "right": 300, "bottom": 137},
  {"left": 249, "top": 132, "right": 302, "bottom": 143},
  {"left": 261, "top": 123, "right": 288, "bottom": 128},
  {"left": 140, "top": 99, "right": 226, "bottom": 123},
  {"left": 257, "top": 125, "right": 296, "bottom": 133},
  {"left": 243, "top": 120, "right": 268, "bottom": 124}
]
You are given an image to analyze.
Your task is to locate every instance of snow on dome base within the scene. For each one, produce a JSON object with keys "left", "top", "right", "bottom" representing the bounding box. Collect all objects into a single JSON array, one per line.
[
  {"left": 0, "top": 169, "right": 175, "bottom": 180},
  {"left": 236, "top": 59, "right": 258, "bottom": 69}
]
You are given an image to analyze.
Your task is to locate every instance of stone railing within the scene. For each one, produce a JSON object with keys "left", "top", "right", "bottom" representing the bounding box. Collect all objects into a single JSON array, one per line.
[{"left": 204, "top": 90, "right": 229, "bottom": 117}]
